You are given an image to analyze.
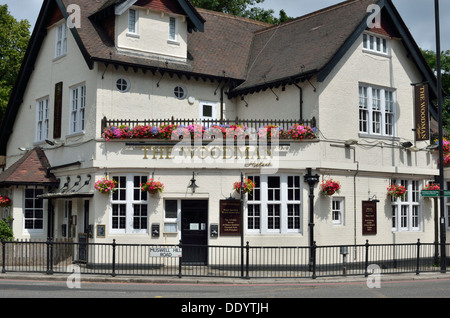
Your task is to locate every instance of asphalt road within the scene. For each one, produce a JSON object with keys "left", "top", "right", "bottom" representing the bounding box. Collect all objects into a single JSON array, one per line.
[{"left": 1, "top": 276, "right": 449, "bottom": 300}]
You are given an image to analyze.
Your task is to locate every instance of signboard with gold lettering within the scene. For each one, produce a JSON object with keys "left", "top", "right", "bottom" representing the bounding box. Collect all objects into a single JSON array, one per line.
[
  {"left": 414, "top": 84, "right": 430, "bottom": 141},
  {"left": 362, "top": 201, "right": 377, "bottom": 235},
  {"left": 220, "top": 200, "right": 241, "bottom": 236}
]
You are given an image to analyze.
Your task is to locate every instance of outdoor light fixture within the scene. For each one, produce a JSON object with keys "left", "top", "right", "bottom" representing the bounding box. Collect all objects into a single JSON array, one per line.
[
  {"left": 427, "top": 144, "right": 439, "bottom": 151},
  {"left": 45, "top": 139, "right": 64, "bottom": 146},
  {"left": 344, "top": 139, "right": 358, "bottom": 147},
  {"left": 187, "top": 172, "right": 199, "bottom": 193},
  {"left": 401, "top": 142, "right": 413, "bottom": 149},
  {"left": 369, "top": 195, "right": 380, "bottom": 203}
]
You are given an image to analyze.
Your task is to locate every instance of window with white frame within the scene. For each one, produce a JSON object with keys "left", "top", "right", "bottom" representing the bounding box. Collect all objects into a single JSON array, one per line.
[
  {"left": 128, "top": 9, "right": 138, "bottom": 35},
  {"left": 36, "top": 98, "right": 49, "bottom": 142},
  {"left": 363, "top": 33, "right": 388, "bottom": 55},
  {"left": 332, "top": 198, "right": 344, "bottom": 225},
  {"left": 111, "top": 175, "right": 149, "bottom": 233},
  {"left": 169, "top": 17, "right": 178, "bottom": 42},
  {"left": 55, "top": 23, "right": 67, "bottom": 58},
  {"left": 164, "top": 200, "right": 179, "bottom": 233},
  {"left": 391, "top": 180, "right": 421, "bottom": 232},
  {"left": 70, "top": 84, "right": 86, "bottom": 134},
  {"left": 359, "top": 84, "right": 396, "bottom": 137},
  {"left": 24, "top": 188, "right": 44, "bottom": 231},
  {"left": 247, "top": 175, "right": 302, "bottom": 234}
]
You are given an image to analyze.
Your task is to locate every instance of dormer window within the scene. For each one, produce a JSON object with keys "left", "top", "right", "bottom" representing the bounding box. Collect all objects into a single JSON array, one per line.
[
  {"left": 363, "top": 33, "right": 388, "bottom": 55},
  {"left": 169, "top": 17, "right": 178, "bottom": 42},
  {"left": 128, "top": 9, "right": 138, "bottom": 35}
]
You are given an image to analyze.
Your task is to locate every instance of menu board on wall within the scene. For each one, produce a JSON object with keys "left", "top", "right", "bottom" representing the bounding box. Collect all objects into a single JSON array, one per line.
[
  {"left": 362, "top": 201, "right": 377, "bottom": 235},
  {"left": 220, "top": 200, "right": 241, "bottom": 236}
]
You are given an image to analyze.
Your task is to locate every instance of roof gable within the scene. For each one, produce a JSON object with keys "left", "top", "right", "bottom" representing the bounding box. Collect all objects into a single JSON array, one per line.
[{"left": 0, "top": 148, "right": 58, "bottom": 187}]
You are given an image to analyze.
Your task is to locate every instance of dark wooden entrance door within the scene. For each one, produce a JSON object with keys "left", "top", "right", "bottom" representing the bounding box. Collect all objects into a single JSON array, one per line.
[{"left": 181, "top": 200, "right": 208, "bottom": 264}]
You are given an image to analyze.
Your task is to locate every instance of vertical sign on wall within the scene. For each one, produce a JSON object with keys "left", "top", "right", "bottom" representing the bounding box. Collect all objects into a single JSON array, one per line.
[
  {"left": 220, "top": 200, "right": 241, "bottom": 236},
  {"left": 414, "top": 84, "right": 430, "bottom": 141},
  {"left": 362, "top": 201, "right": 377, "bottom": 235}
]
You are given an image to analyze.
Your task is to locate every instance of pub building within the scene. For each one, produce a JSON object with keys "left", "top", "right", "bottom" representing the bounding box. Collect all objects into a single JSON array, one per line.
[{"left": 0, "top": 0, "right": 447, "bottom": 263}]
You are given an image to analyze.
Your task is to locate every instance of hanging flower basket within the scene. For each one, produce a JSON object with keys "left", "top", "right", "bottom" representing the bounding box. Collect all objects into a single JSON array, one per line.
[
  {"left": 422, "top": 183, "right": 440, "bottom": 191},
  {"left": 141, "top": 179, "right": 164, "bottom": 194},
  {"left": 94, "top": 177, "right": 117, "bottom": 194},
  {"left": 0, "top": 195, "right": 11, "bottom": 208},
  {"left": 233, "top": 178, "right": 255, "bottom": 194},
  {"left": 320, "top": 179, "right": 341, "bottom": 196},
  {"left": 387, "top": 183, "right": 406, "bottom": 199}
]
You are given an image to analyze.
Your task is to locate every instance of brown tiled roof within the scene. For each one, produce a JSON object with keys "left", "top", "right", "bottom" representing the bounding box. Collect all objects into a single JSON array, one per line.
[
  {"left": 235, "top": 0, "right": 379, "bottom": 92},
  {"left": 0, "top": 148, "right": 58, "bottom": 187},
  {"left": 62, "top": 0, "right": 379, "bottom": 86}
]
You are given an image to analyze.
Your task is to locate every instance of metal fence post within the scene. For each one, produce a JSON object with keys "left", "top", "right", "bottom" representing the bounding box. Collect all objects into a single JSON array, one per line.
[
  {"left": 364, "top": 240, "right": 370, "bottom": 277},
  {"left": 46, "top": 237, "right": 54, "bottom": 275},
  {"left": 1, "top": 240, "right": 5, "bottom": 274},
  {"left": 178, "top": 240, "right": 182, "bottom": 278},
  {"left": 416, "top": 239, "right": 421, "bottom": 276},
  {"left": 111, "top": 239, "right": 116, "bottom": 277},
  {"left": 245, "top": 241, "right": 250, "bottom": 280},
  {"left": 312, "top": 241, "right": 317, "bottom": 279}
]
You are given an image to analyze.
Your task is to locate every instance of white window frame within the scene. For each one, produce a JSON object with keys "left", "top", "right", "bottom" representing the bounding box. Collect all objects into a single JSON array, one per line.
[
  {"left": 359, "top": 84, "right": 396, "bottom": 137},
  {"left": 363, "top": 32, "right": 389, "bottom": 56},
  {"left": 391, "top": 180, "right": 422, "bottom": 232},
  {"left": 199, "top": 101, "right": 217, "bottom": 123},
  {"left": 163, "top": 199, "right": 180, "bottom": 234},
  {"left": 110, "top": 174, "right": 149, "bottom": 234},
  {"left": 69, "top": 84, "right": 86, "bottom": 135},
  {"left": 247, "top": 174, "right": 302, "bottom": 234},
  {"left": 23, "top": 188, "right": 45, "bottom": 233},
  {"left": 332, "top": 197, "right": 345, "bottom": 225},
  {"left": 168, "top": 16, "right": 178, "bottom": 43},
  {"left": 128, "top": 8, "right": 139, "bottom": 36},
  {"left": 36, "top": 97, "right": 49, "bottom": 142},
  {"left": 55, "top": 22, "right": 67, "bottom": 58}
]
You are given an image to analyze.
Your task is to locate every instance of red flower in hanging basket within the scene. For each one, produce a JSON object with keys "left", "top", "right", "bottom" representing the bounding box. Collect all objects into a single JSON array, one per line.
[
  {"left": 387, "top": 183, "right": 406, "bottom": 199},
  {"left": 0, "top": 195, "right": 12, "bottom": 207},
  {"left": 320, "top": 179, "right": 341, "bottom": 196},
  {"left": 141, "top": 179, "right": 164, "bottom": 194},
  {"left": 233, "top": 178, "right": 255, "bottom": 194}
]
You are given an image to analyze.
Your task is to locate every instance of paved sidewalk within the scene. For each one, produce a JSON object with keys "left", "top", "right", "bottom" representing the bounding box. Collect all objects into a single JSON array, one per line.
[{"left": 1, "top": 271, "right": 449, "bottom": 285}]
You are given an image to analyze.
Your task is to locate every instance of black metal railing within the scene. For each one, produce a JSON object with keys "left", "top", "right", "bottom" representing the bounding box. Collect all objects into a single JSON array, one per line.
[
  {"left": 1, "top": 239, "right": 448, "bottom": 279},
  {"left": 101, "top": 116, "right": 317, "bottom": 133}
]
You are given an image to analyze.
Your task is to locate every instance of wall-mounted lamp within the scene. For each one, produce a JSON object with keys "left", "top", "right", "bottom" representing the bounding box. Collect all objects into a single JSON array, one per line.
[
  {"left": 401, "top": 142, "right": 419, "bottom": 152},
  {"left": 18, "top": 147, "right": 32, "bottom": 152},
  {"left": 187, "top": 172, "right": 199, "bottom": 193},
  {"left": 427, "top": 144, "right": 439, "bottom": 151},
  {"left": 45, "top": 139, "right": 64, "bottom": 146},
  {"left": 369, "top": 195, "right": 380, "bottom": 203}
]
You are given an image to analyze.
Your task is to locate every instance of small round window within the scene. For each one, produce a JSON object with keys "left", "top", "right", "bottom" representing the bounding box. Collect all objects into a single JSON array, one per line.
[
  {"left": 116, "top": 78, "right": 130, "bottom": 93},
  {"left": 174, "top": 86, "right": 186, "bottom": 100}
]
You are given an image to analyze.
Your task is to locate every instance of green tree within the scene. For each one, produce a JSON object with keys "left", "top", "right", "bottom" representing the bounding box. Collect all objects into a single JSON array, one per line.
[
  {"left": 191, "top": 0, "right": 293, "bottom": 24},
  {"left": 421, "top": 49, "right": 450, "bottom": 131},
  {"left": 0, "top": 4, "right": 31, "bottom": 124},
  {"left": 0, "top": 216, "right": 13, "bottom": 241}
]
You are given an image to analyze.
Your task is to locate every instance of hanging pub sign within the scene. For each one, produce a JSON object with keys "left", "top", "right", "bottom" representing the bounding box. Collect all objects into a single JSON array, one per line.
[
  {"left": 414, "top": 84, "right": 430, "bottom": 141},
  {"left": 362, "top": 201, "right": 377, "bottom": 235},
  {"left": 220, "top": 199, "right": 241, "bottom": 236}
]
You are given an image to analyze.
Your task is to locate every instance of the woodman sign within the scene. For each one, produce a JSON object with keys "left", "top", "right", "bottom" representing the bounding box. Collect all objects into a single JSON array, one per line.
[{"left": 414, "top": 84, "right": 430, "bottom": 141}]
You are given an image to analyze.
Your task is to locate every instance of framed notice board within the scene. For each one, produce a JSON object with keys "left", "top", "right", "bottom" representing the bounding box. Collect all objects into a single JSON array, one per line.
[
  {"left": 362, "top": 201, "right": 377, "bottom": 235},
  {"left": 220, "top": 200, "right": 241, "bottom": 236}
]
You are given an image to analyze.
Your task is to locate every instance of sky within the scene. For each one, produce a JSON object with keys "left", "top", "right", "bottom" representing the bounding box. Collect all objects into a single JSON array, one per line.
[{"left": 1, "top": 0, "right": 449, "bottom": 51}]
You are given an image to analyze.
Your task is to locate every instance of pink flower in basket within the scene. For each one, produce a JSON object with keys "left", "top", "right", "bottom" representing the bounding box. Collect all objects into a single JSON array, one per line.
[
  {"left": 141, "top": 179, "right": 164, "bottom": 194},
  {"left": 387, "top": 184, "right": 406, "bottom": 199},
  {"left": 95, "top": 177, "right": 117, "bottom": 194},
  {"left": 233, "top": 178, "right": 255, "bottom": 194}
]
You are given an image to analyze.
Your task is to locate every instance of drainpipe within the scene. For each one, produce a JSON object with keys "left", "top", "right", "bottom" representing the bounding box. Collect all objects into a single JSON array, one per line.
[
  {"left": 352, "top": 147, "right": 359, "bottom": 259},
  {"left": 293, "top": 82, "right": 303, "bottom": 122}
]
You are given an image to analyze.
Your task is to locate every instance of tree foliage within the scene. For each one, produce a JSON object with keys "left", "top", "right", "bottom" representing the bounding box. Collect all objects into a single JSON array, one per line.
[
  {"left": 190, "top": 0, "right": 293, "bottom": 24},
  {"left": 0, "top": 4, "right": 31, "bottom": 124},
  {"left": 421, "top": 49, "right": 450, "bottom": 131}
]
